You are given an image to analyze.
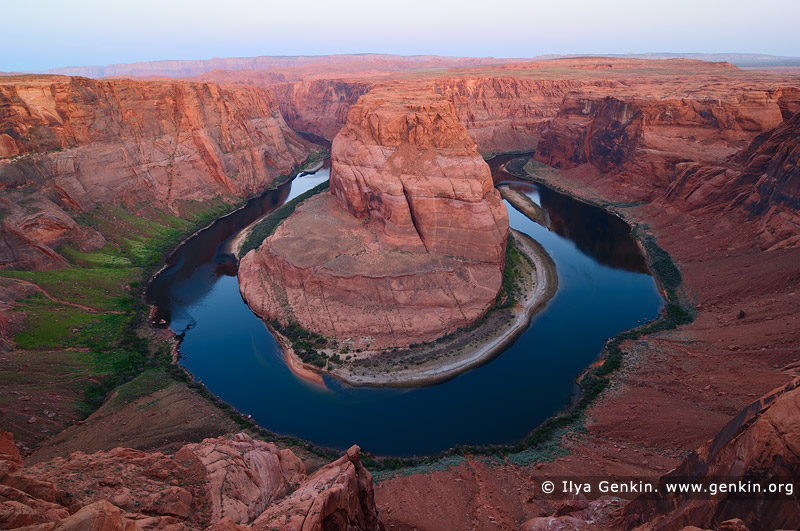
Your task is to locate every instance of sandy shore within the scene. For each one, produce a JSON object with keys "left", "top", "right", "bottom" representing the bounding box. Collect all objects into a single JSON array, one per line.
[
  {"left": 226, "top": 161, "right": 327, "bottom": 259},
  {"left": 275, "top": 329, "right": 327, "bottom": 387},
  {"left": 318, "top": 228, "right": 557, "bottom": 387},
  {"left": 226, "top": 215, "right": 261, "bottom": 258},
  {"left": 497, "top": 185, "right": 551, "bottom": 227}
]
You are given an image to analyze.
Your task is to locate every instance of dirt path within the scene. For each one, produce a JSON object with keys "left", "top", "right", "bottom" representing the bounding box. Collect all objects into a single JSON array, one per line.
[{"left": 5, "top": 278, "right": 122, "bottom": 314}]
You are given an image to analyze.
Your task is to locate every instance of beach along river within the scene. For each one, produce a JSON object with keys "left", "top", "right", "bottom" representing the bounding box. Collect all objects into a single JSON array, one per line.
[{"left": 147, "top": 158, "right": 664, "bottom": 456}]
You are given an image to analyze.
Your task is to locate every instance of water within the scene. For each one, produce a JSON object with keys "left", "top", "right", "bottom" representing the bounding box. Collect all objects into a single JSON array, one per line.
[{"left": 147, "top": 160, "right": 664, "bottom": 456}]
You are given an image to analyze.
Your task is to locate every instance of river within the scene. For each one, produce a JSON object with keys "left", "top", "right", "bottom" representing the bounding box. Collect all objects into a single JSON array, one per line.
[{"left": 147, "top": 157, "right": 664, "bottom": 456}]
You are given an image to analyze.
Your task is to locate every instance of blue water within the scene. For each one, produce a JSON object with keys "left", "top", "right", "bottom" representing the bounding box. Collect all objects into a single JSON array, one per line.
[{"left": 148, "top": 162, "right": 664, "bottom": 457}]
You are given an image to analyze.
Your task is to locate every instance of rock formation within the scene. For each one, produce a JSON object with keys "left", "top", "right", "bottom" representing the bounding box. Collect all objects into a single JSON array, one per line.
[
  {"left": 532, "top": 82, "right": 800, "bottom": 249},
  {"left": 0, "top": 75, "right": 315, "bottom": 269},
  {"left": 432, "top": 76, "right": 618, "bottom": 156},
  {"left": 617, "top": 379, "right": 800, "bottom": 530},
  {"left": 0, "top": 431, "right": 383, "bottom": 530},
  {"left": 667, "top": 110, "right": 800, "bottom": 250},
  {"left": 252, "top": 445, "right": 383, "bottom": 531},
  {"left": 270, "top": 79, "right": 373, "bottom": 141},
  {"left": 534, "top": 89, "right": 789, "bottom": 192},
  {"left": 238, "top": 87, "right": 508, "bottom": 349},
  {"left": 3, "top": 56, "right": 800, "bottom": 530}
]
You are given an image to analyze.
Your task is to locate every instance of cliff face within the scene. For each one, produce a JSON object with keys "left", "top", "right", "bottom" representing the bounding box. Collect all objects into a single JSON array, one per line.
[
  {"left": 618, "top": 380, "right": 800, "bottom": 531},
  {"left": 535, "top": 89, "right": 789, "bottom": 192},
  {"left": 0, "top": 75, "right": 314, "bottom": 269},
  {"left": 238, "top": 87, "right": 508, "bottom": 349},
  {"left": 667, "top": 111, "right": 800, "bottom": 250},
  {"left": 328, "top": 87, "right": 508, "bottom": 263},
  {"left": 270, "top": 79, "right": 373, "bottom": 140},
  {"left": 533, "top": 85, "right": 800, "bottom": 248},
  {"left": 433, "top": 77, "right": 619, "bottom": 156},
  {"left": 0, "top": 431, "right": 383, "bottom": 530},
  {"left": 268, "top": 75, "right": 613, "bottom": 156}
]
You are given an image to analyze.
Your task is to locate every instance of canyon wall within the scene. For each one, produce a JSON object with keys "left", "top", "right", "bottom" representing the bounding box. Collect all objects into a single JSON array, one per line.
[
  {"left": 534, "top": 85, "right": 800, "bottom": 186},
  {"left": 534, "top": 89, "right": 791, "bottom": 190},
  {"left": 619, "top": 379, "right": 800, "bottom": 531},
  {"left": 270, "top": 79, "right": 373, "bottom": 140},
  {"left": 0, "top": 75, "right": 315, "bottom": 269},
  {"left": 667, "top": 110, "right": 800, "bottom": 250},
  {"left": 238, "top": 87, "right": 508, "bottom": 349},
  {"left": 268, "top": 76, "right": 613, "bottom": 155},
  {"left": 533, "top": 84, "right": 800, "bottom": 248},
  {"left": 433, "top": 77, "right": 619, "bottom": 155}
]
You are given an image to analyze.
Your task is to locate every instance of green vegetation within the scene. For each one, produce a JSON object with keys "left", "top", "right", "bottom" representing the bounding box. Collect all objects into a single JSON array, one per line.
[
  {"left": 239, "top": 181, "right": 330, "bottom": 256},
  {"left": 370, "top": 456, "right": 467, "bottom": 482},
  {"left": 503, "top": 156, "right": 534, "bottom": 177},
  {"left": 0, "top": 267, "right": 138, "bottom": 311},
  {"left": 639, "top": 233, "right": 683, "bottom": 299},
  {"left": 60, "top": 244, "right": 133, "bottom": 268},
  {"left": 298, "top": 150, "right": 327, "bottom": 171},
  {"left": 4, "top": 145, "right": 695, "bottom": 476},
  {"left": 5, "top": 198, "right": 245, "bottom": 414},
  {"left": 4, "top": 151, "right": 331, "bottom": 428},
  {"left": 10, "top": 294, "right": 104, "bottom": 350},
  {"left": 495, "top": 237, "right": 532, "bottom": 308},
  {"left": 272, "top": 321, "right": 332, "bottom": 368},
  {"left": 363, "top": 411, "right": 582, "bottom": 478},
  {"left": 102, "top": 370, "right": 172, "bottom": 413}
]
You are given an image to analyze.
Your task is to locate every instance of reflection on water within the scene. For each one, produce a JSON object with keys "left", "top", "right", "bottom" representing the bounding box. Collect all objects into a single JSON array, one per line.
[
  {"left": 500, "top": 180, "right": 648, "bottom": 274},
  {"left": 146, "top": 157, "right": 664, "bottom": 456}
]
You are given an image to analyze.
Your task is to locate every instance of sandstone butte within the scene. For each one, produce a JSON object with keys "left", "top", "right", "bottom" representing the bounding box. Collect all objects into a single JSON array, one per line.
[{"left": 238, "top": 86, "right": 509, "bottom": 349}]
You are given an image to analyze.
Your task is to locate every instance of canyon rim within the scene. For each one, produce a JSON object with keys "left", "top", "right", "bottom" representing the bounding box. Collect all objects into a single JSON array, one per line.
[{"left": 2, "top": 5, "right": 800, "bottom": 529}]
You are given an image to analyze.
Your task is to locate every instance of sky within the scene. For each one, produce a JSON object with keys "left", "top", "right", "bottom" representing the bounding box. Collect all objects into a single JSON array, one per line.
[{"left": 3, "top": 0, "right": 799, "bottom": 71}]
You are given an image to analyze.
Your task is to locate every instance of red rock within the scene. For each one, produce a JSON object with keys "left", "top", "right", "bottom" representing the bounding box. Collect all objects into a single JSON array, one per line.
[
  {"left": 0, "top": 430, "right": 22, "bottom": 465},
  {"left": 51, "top": 500, "right": 138, "bottom": 531},
  {"left": 252, "top": 445, "right": 383, "bottom": 531},
  {"left": 433, "top": 76, "right": 617, "bottom": 156},
  {"left": 179, "top": 433, "right": 305, "bottom": 524},
  {"left": 668, "top": 110, "right": 800, "bottom": 250},
  {"left": 141, "top": 486, "right": 193, "bottom": 519},
  {"left": 271, "top": 79, "right": 373, "bottom": 140},
  {"left": 329, "top": 87, "right": 508, "bottom": 263},
  {"left": 238, "top": 87, "right": 508, "bottom": 348},
  {"left": 1, "top": 431, "right": 381, "bottom": 530},
  {"left": 0, "top": 75, "right": 315, "bottom": 270},
  {"left": 619, "top": 380, "right": 800, "bottom": 530}
]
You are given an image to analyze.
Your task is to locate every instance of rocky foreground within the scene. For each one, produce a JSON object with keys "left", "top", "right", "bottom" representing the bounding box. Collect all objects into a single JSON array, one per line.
[
  {"left": 2, "top": 378, "right": 797, "bottom": 530},
  {"left": 0, "top": 430, "right": 383, "bottom": 530},
  {"left": 238, "top": 86, "right": 509, "bottom": 349}
]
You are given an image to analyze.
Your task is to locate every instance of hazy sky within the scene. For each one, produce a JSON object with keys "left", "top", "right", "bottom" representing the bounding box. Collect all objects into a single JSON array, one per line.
[{"left": 3, "top": 0, "right": 799, "bottom": 71}]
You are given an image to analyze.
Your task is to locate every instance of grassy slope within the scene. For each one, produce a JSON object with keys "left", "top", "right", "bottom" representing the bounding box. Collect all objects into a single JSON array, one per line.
[
  {"left": 1, "top": 152, "right": 349, "bottom": 461},
  {"left": 0, "top": 202, "right": 231, "bottom": 444}
]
